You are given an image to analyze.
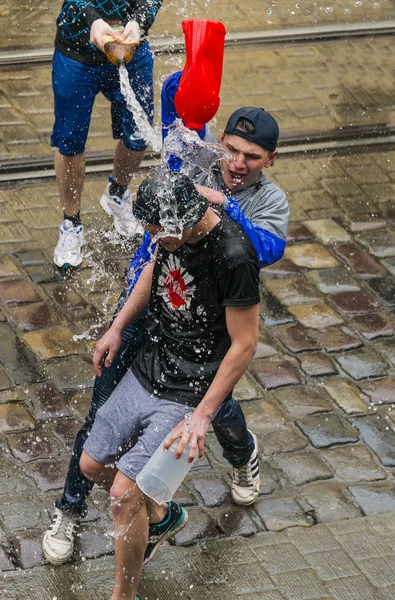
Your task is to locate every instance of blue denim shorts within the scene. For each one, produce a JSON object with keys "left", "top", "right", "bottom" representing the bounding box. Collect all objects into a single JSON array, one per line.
[{"left": 51, "top": 43, "right": 154, "bottom": 155}]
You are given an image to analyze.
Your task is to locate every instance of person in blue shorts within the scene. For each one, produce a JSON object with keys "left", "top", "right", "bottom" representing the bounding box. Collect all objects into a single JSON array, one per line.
[{"left": 51, "top": 0, "right": 163, "bottom": 268}]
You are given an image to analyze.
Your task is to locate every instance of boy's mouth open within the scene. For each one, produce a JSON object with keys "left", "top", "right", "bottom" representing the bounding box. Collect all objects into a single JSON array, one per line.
[{"left": 229, "top": 170, "right": 246, "bottom": 186}]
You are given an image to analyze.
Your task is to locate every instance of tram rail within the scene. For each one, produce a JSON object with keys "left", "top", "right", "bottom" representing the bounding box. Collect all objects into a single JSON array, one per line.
[{"left": 0, "top": 20, "right": 394, "bottom": 67}]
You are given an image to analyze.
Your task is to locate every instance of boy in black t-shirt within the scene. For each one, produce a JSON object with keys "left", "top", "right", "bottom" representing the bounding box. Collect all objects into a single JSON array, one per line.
[{"left": 79, "top": 171, "right": 260, "bottom": 600}]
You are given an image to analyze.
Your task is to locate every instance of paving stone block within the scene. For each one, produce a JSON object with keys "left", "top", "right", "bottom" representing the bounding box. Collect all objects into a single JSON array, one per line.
[
  {"left": 0, "top": 255, "right": 21, "bottom": 278},
  {"left": 255, "top": 497, "right": 312, "bottom": 532},
  {"left": 348, "top": 484, "right": 395, "bottom": 517},
  {"left": 335, "top": 529, "right": 394, "bottom": 561},
  {"left": 271, "top": 568, "right": 328, "bottom": 599},
  {"left": 351, "top": 313, "right": 395, "bottom": 340},
  {"left": 254, "top": 338, "right": 278, "bottom": 359},
  {"left": 336, "top": 349, "right": 387, "bottom": 380},
  {"left": 191, "top": 478, "right": 231, "bottom": 508},
  {"left": 311, "top": 326, "right": 362, "bottom": 353},
  {"left": 252, "top": 542, "right": 310, "bottom": 573},
  {"left": 0, "top": 547, "right": 14, "bottom": 571},
  {"left": 26, "top": 381, "right": 72, "bottom": 420},
  {"left": 324, "top": 446, "right": 386, "bottom": 484},
  {"left": 234, "top": 372, "right": 264, "bottom": 401},
  {"left": 357, "top": 230, "right": 395, "bottom": 258},
  {"left": 286, "top": 524, "right": 341, "bottom": 555},
  {"left": 277, "top": 325, "right": 321, "bottom": 353},
  {"left": 288, "top": 303, "right": 343, "bottom": 329},
  {"left": 301, "top": 484, "right": 362, "bottom": 523},
  {"left": 0, "top": 366, "right": 11, "bottom": 391},
  {"left": 5, "top": 301, "right": 58, "bottom": 331},
  {"left": 22, "top": 325, "right": 85, "bottom": 360},
  {"left": 375, "top": 339, "right": 395, "bottom": 367},
  {"left": 172, "top": 483, "right": 197, "bottom": 507},
  {"left": 173, "top": 508, "right": 219, "bottom": 545},
  {"left": 45, "top": 356, "right": 95, "bottom": 391},
  {"left": 304, "top": 219, "right": 351, "bottom": 245},
  {"left": 14, "top": 250, "right": 47, "bottom": 266},
  {"left": 215, "top": 506, "right": 261, "bottom": 538},
  {"left": 298, "top": 353, "right": 337, "bottom": 377},
  {"left": 275, "top": 452, "right": 333, "bottom": 486},
  {"left": 23, "top": 263, "right": 63, "bottom": 284},
  {"left": 0, "top": 499, "right": 47, "bottom": 532},
  {"left": 43, "top": 282, "right": 88, "bottom": 311},
  {"left": 296, "top": 414, "right": 359, "bottom": 448},
  {"left": 352, "top": 416, "right": 395, "bottom": 467},
  {"left": 0, "top": 323, "right": 44, "bottom": 385},
  {"left": 359, "top": 376, "right": 395, "bottom": 405},
  {"left": 0, "top": 403, "right": 35, "bottom": 433},
  {"left": 333, "top": 242, "right": 384, "bottom": 279},
  {"left": 78, "top": 523, "right": 114, "bottom": 560},
  {"left": 368, "top": 278, "right": 395, "bottom": 308},
  {"left": 67, "top": 389, "right": 93, "bottom": 422},
  {"left": 259, "top": 427, "right": 308, "bottom": 456},
  {"left": 261, "top": 292, "right": 295, "bottom": 327},
  {"left": 6, "top": 428, "right": 61, "bottom": 462},
  {"left": 242, "top": 399, "right": 288, "bottom": 434},
  {"left": 381, "top": 257, "right": 395, "bottom": 278},
  {"left": 265, "top": 277, "right": 322, "bottom": 306},
  {"left": 305, "top": 548, "right": 361, "bottom": 581},
  {"left": 322, "top": 380, "right": 368, "bottom": 415},
  {"left": 345, "top": 215, "right": 387, "bottom": 233},
  {"left": 24, "top": 459, "right": 69, "bottom": 492},
  {"left": 250, "top": 360, "right": 303, "bottom": 390},
  {"left": 330, "top": 290, "right": 380, "bottom": 315},
  {"left": 285, "top": 243, "right": 339, "bottom": 269},
  {"left": 0, "top": 278, "right": 40, "bottom": 304},
  {"left": 274, "top": 387, "right": 332, "bottom": 418},
  {"left": 262, "top": 257, "right": 300, "bottom": 277},
  {"left": 287, "top": 222, "right": 315, "bottom": 243},
  {"left": 12, "top": 529, "right": 44, "bottom": 569},
  {"left": 51, "top": 419, "right": 81, "bottom": 452},
  {"left": 306, "top": 267, "right": 361, "bottom": 294},
  {"left": 358, "top": 555, "right": 395, "bottom": 588},
  {"left": 327, "top": 574, "right": 387, "bottom": 600}
]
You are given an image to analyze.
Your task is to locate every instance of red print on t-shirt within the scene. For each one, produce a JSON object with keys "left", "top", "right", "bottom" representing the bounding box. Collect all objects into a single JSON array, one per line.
[{"left": 158, "top": 255, "right": 196, "bottom": 310}]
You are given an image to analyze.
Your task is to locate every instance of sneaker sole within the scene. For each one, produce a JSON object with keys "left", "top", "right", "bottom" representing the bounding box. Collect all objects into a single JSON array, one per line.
[
  {"left": 231, "top": 491, "right": 260, "bottom": 506},
  {"left": 143, "top": 510, "right": 189, "bottom": 566}
]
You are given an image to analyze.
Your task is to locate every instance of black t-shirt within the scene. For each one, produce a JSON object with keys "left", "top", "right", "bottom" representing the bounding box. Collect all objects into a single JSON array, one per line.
[{"left": 132, "top": 216, "right": 260, "bottom": 407}]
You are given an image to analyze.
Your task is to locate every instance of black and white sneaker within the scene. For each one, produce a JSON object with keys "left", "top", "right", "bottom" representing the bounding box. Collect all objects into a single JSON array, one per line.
[
  {"left": 231, "top": 430, "right": 260, "bottom": 505},
  {"left": 144, "top": 501, "right": 188, "bottom": 565}
]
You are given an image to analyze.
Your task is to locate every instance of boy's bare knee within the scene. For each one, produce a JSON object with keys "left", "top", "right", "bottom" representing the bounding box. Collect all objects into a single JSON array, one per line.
[
  {"left": 110, "top": 475, "right": 144, "bottom": 518},
  {"left": 80, "top": 450, "right": 102, "bottom": 482}
]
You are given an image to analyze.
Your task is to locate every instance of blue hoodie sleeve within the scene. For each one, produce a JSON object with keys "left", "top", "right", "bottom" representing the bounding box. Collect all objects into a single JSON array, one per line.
[
  {"left": 126, "top": 232, "right": 156, "bottom": 296},
  {"left": 224, "top": 198, "right": 286, "bottom": 267}
]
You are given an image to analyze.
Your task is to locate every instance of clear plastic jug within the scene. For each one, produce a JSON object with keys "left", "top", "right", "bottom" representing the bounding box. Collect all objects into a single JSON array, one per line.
[{"left": 136, "top": 437, "right": 195, "bottom": 504}]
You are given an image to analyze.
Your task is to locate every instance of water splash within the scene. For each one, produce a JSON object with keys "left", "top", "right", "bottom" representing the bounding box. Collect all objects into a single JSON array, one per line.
[
  {"left": 162, "top": 119, "right": 230, "bottom": 178},
  {"left": 118, "top": 63, "right": 162, "bottom": 152}
]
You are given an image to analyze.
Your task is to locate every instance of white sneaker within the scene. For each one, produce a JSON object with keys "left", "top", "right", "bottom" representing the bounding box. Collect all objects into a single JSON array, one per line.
[
  {"left": 53, "top": 219, "right": 84, "bottom": 268},
  {"left": 42, "top": 508, "right": 80, "bottom": 564},
  {"left": 99, "top": 179, "right": 143, "bottom": 238},
  {"left": 231, "top": 431, "right": 260, "bottom": 505}
]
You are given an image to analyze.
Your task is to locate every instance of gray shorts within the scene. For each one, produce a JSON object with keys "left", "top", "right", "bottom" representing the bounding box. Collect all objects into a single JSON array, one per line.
[{"left": 83, "top": 370, "right": 192, "bottom": 481}]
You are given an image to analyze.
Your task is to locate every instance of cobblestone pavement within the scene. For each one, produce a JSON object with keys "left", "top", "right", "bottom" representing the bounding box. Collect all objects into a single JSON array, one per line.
[
  {"left": 3, "top": 514, "right": 395, "bottom": 598},
  {"left": 0, "top": 35, "right": 394, "bottom": 161},
  {"left": 1, "top": 0, "right": 393, "bottom": 52}
]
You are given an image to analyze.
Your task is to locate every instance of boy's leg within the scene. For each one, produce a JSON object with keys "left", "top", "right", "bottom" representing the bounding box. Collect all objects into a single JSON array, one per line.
[
  {"left": 212, "top": 398, "right": 260, "bottom": 505},
  {"left": 51, "top": 51, "right": 99, "bottom": 268},
  {"left": 43, "top": 310, "right": 146, "bottom": 564}
]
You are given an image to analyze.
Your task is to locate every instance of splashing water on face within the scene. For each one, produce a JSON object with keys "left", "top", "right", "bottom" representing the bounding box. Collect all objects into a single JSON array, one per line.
[{"left": 118, "top": 63, "right": 162, "bottom": 152}]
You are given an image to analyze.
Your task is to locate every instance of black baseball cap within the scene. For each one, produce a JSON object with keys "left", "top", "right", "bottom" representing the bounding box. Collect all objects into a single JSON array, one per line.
[
  {"left": 134, "top": 171, "right": 209, "bottom": 228},
  {"left": 224, "top": 107, "right": 279, "bottom": 152}
]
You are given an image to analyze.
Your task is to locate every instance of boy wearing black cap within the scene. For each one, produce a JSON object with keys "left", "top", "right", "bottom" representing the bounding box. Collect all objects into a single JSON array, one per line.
[{"left": 79, "top": 170, "right": 261, "bottom": 600}]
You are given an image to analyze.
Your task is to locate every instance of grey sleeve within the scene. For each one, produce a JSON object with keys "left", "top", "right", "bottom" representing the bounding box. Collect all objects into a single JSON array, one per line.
[{"left": 247, "top": 184, "right": 289, "bottom": 241}]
